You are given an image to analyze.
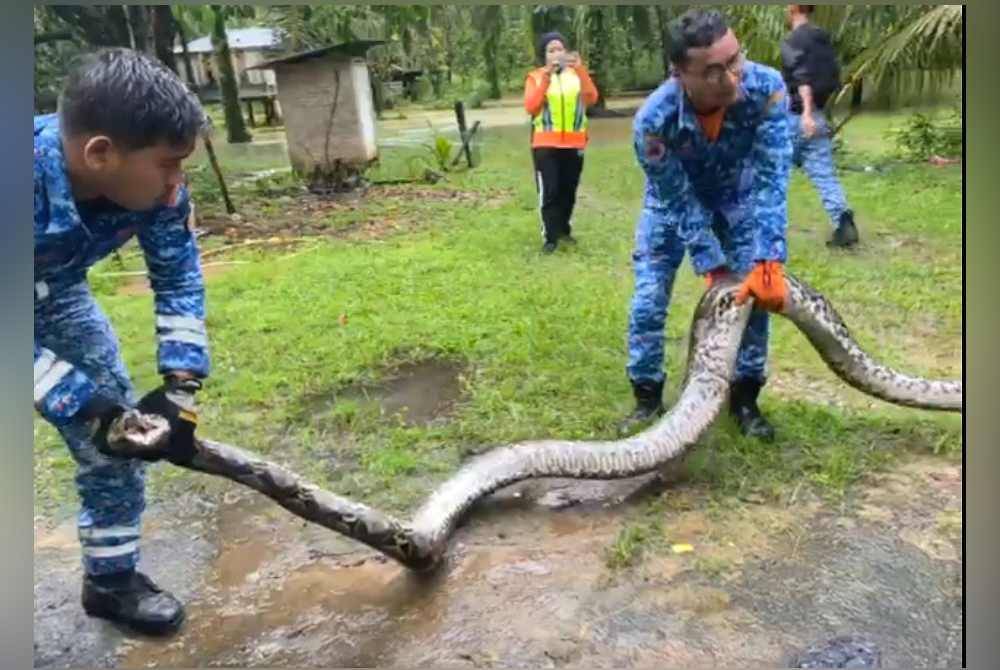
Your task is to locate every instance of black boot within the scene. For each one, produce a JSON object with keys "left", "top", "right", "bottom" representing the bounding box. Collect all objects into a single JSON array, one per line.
[
  {"left": 729, "top": 378, "right": 775, "bottom": 442},
  {"left": 541, "top": 240, "right": 558, "bottom": 254},
  {"left": 618, "top": 379, "right": 665, "bottom": 435},
  {"left": 82, "top": 571, "right": 185, "bottom": 635},
  {"left": 827, "top": 210, "right": 859, "bottom": 248}
]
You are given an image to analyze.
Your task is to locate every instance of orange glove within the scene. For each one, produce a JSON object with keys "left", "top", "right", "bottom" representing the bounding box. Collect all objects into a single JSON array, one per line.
[
  {"left": 735, "top": 261, "right": 787, "bottom": 312},
  {"left": 704, "top": 266, "right": 730, "bottom": 288}
]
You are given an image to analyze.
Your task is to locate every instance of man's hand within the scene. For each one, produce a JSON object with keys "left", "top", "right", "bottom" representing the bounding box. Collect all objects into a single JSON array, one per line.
[
  {"left": 565, "top": 51, "right": 582, "bottom": 69},
  {"left": 79, "top": 395, "right": 131, "bottom": 457},
  {"left": 801, "top": 112, "right": 817, "bottom": 139},
  {"left": 136, "top": 375, "right": 202, "bottom": 465},
  {"left": 735, "top": 261, "right": 788, "bottom": 312}
]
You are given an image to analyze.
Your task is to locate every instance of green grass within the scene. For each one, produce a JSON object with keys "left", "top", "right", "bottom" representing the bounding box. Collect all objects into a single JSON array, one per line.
[
  {"left": 33, "top": 103, "right": 962, "bottom": 523},
  {"left": 605, "top": 496, "right": 670, "bottom": 570}
]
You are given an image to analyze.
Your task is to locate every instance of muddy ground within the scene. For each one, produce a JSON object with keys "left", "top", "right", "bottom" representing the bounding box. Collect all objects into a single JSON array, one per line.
[{"left": 35, "top": 446, "right": 961, "bottom": 668}]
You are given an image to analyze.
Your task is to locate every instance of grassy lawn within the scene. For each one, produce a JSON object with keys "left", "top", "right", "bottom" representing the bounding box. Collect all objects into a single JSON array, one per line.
[{"left": 34, "top": 103, "right": 962, "bottom": 528}]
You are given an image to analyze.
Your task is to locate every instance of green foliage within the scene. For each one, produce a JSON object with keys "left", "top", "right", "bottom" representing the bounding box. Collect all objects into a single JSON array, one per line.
[
  {"left": 35, "top": 4, "right": 965, "bottom": 118},
  {"left": 466, "top": 83, "right": 492, "bottom": 110},
  {"left": 889, "top": 107, "right": 962, "bottom": 161},
  {"left": 422, "top": 121, "right": 455, "bottom": 172}
]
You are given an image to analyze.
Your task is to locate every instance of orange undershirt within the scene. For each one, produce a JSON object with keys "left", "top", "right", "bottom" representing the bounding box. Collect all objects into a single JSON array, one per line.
[{"left": 696, "top": 107, "right": 726, "bottom": 142}]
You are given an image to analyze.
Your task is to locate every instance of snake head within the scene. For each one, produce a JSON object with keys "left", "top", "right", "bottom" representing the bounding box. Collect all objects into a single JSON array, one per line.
[{"left": 105, "top": 410, "right": 171, "bottom": 459}]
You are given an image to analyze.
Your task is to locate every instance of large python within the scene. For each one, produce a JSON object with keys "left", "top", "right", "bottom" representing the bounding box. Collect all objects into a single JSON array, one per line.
[{"left": 108, "top": 273, "right": 961, "bottom": 572}]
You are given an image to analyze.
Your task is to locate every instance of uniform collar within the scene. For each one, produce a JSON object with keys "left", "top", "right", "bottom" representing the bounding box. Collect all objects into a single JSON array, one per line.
[{"left": 674, "top": 68, "right": 751, "bottom": 133}]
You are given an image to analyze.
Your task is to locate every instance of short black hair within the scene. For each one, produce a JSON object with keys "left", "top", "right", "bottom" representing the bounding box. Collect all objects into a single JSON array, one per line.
[
  {"left": 58, "top": 48, "right": 207, "bottom": 150},
  {"left": 796, "top": 5, "right": 816, "bottom": 15},
  {"left": 667, "top": 9, "right": 730, "bottom": 67}
]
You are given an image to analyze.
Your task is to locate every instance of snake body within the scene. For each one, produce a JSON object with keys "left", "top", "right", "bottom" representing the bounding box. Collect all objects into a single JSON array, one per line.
[{"left": 109, "top": 273, "right": 961, "bottom": 571}]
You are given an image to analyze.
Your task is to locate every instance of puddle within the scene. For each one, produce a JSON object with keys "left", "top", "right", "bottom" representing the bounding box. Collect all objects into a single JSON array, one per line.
[
  {"left": 35, "top": 454, "right": 961, "bottom": 669},
  {"left": 115, "top": 482, "right": 634, "bottom": 669},
  {"left": 312, "top": 359, "right": 466, "bottom": 428}
]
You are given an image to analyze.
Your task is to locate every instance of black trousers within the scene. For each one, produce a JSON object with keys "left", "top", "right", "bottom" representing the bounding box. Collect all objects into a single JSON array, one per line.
[{"left": 532, "top": 147, "right": 584, "bottom": 243}]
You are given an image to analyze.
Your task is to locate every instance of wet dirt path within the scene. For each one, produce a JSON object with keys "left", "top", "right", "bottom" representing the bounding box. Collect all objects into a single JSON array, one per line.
[{"left": 35, "top": 453, "right": 961, "bottom": 668}]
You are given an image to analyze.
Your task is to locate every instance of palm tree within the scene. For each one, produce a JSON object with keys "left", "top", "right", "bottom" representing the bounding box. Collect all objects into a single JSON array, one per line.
[
  {"left": 171, "top": 6, "right": 199, "bottom": 86},
  {"left": 726, "top": 5, "right": 962, "bottom": 112},
  {"left": 472, "top": 6, "right": 504, "bottom": 99},
  {"left": 654, "top": 5, "right": 689, "bottom": 77},
  {"left": 530, "top": 4, "right": 575, "bottom": 45},
  {"left": 151, "top": 6, "right": 178, "bottom": 73},
  {"left": 824, "top": 5, "right": 963, "bottom": 109},
  {"left": 614, "top": 5, "right": 655, "bottom": 86},
  {"left": 209, "top": 4, "right": 251, "bottom": 143}
]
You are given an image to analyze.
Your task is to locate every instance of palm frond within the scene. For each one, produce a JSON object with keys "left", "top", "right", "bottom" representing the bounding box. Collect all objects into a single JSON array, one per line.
[{"left": 837, "top": 4, "right": 962, "bottom": 104}]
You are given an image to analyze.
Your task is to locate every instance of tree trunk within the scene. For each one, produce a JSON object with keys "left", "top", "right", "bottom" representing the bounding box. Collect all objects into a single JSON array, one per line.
[
  {"left": 175, "top": 18, "right": 197, "bottom": 87},
  {"left": 655, "top": 5, "right": 673, "bottom": 79},
  {"left": 625, "top": 34, "right": 637, "bottom": 89},
  {"left": 484, "top": 33, "right": 501, "bottom": 99},
  {"left": 586, "top": 8, "right": 609, "bottom": 109},
  {"left": 210, "top": 5, "right": 252, "bottom": 143},
  {"left": 370, "top": 70, "right": 384, "bottom": 119},
  {"left": 125, "top": 5, "right": 152, "bottom": 55},
  {"left": 151, "top": 6, "right": 178, "bottom": 73}
]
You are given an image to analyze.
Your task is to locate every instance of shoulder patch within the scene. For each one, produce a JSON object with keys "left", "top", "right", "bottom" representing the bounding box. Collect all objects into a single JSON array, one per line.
[{"left": 643, "top": 133, "right": 667, "bottom": 162}]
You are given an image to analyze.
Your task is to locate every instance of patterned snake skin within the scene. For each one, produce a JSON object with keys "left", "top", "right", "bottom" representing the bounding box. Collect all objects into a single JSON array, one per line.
[{"left": 109, "top": 274, "right": 962, "bottom": 571}]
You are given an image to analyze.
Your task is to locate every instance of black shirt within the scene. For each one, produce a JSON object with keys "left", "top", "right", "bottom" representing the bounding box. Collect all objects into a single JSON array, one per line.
[{"left": 780, "top": 23, "right": 841, "bottom": 113}]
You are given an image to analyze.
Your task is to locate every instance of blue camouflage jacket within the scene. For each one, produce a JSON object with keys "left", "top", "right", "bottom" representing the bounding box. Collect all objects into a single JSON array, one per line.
[
  {"left": 633, "top": 61, "right": 792, "bottom": 275},
  {"left": 33, "top": 113, "right": 209, "bottom": 425}
]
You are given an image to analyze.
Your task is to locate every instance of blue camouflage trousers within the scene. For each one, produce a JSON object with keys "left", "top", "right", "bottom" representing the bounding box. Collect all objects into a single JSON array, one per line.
[
  {"left": 627, "top": 206, "right": 770, "bottom": 386},
  {"left": 789, "top": 109, "right": 849, "bottom": 228},
  {"left": 35, "top": 282, "right": 145, "bottom": 576}
]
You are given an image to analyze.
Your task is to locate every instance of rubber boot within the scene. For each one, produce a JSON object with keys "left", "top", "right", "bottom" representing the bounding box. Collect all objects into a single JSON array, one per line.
[
  {"left": 618, "top": 379, "right": 665, "bottom": 435},
  {"left": 82, "top": 570, "right": 185, "bottom": 635},
  {"left": 827, "top": 209, "right": 859, "bottom": 248},
  {"left": 729, "top": 377, "right": 775, "bottom": 442}
]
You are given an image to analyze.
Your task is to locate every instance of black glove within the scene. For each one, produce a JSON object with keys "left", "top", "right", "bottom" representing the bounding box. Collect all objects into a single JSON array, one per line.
[
  {"left": 136, "top": 376, "right": 202, "bottom": 465},
  {"left": 78, "top": 394, "right": 130, "bottom": 457}
]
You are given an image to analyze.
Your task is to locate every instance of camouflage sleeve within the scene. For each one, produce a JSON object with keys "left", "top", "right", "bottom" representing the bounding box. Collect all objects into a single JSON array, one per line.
[
  {"left": 750, "top": 79, "right": 793, "bottom": 263},
  {"left": 634, "top": 121, "right": 726, "bottom": 275},
  {"left": 34, "top": 339, "right": 98, "bottom": 426},
  {"left": 33, "top": 149, "right": 99, "bottom": 426},
  {"left": 137, "top": 185, "right": 210, "bottom": 379}
]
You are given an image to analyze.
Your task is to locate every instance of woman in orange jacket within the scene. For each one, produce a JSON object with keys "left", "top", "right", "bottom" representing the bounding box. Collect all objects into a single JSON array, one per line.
[{"left": 524, "top": 32, "right": 599, "bottom": 253}]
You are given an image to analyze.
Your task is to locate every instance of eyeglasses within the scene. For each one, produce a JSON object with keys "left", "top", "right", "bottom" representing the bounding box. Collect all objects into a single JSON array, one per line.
[{"left": 699, "top": 49, "right": 747, "bottom": 85}]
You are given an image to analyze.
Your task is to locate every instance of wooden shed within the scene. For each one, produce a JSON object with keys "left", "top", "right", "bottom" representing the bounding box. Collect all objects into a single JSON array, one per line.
[{"left": 248, "top": 40, "right": 384, "bottom": 187}]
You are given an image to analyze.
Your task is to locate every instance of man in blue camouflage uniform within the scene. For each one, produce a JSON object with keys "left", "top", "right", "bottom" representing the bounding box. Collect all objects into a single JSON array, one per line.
[
  {"left": 34, "top": 49, "right": 209, "bottom": 635},
  {"left": 623, "top": 9, "right": 793, "bottom": 441},
  {"left": 781, "top": 4, "right": 859, "bottom": 248}
]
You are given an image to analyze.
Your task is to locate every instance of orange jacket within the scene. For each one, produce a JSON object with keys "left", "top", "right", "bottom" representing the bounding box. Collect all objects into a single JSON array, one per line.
[{"left": 524, "top": 64, "right": 599, "bottom": 149}]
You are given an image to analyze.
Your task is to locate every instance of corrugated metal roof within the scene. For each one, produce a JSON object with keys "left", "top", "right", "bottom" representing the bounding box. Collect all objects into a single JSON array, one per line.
[{"left": 174, "top": 27, "right": 280, "bottom": 54}]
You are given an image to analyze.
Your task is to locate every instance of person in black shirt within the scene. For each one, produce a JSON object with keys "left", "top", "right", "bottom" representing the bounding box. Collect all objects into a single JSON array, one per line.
[{"left": 781, "top": 4, "right": 859, "bottom": 248}]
